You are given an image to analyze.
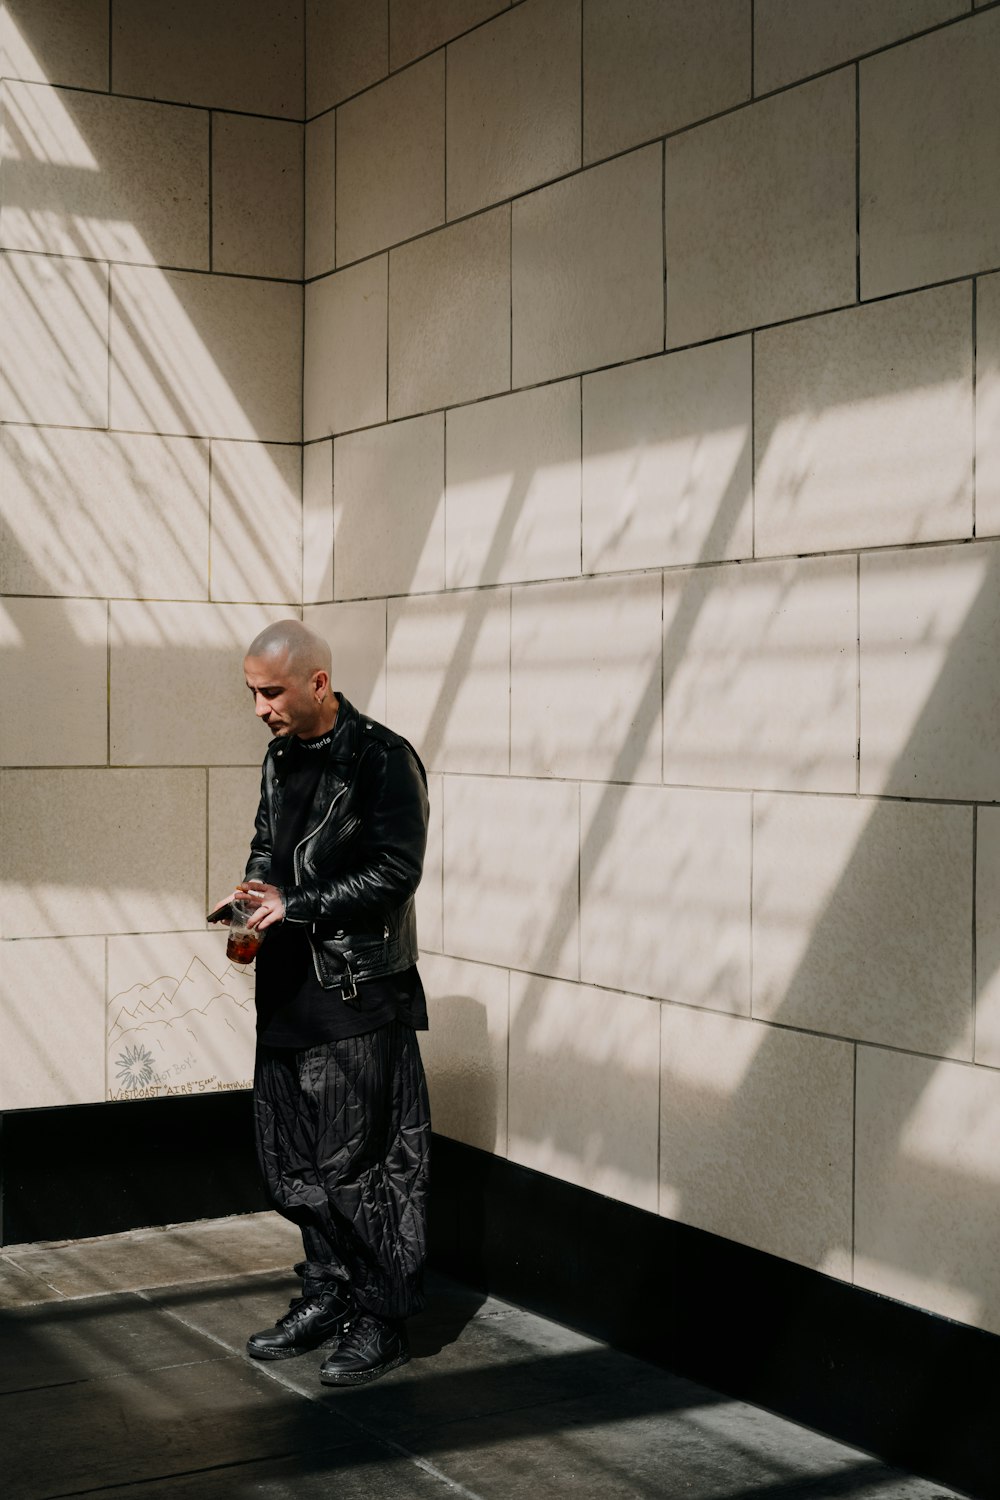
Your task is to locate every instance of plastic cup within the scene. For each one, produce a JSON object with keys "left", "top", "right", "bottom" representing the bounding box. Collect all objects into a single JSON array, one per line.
[{"left": 227, "top": 895, "right": 264, "bottom": 964}]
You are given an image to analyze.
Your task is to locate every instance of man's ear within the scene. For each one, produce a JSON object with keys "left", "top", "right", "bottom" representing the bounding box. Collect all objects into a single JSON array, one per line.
[{"left": 313, "top": 669, "right": 330, "bottom": 699}]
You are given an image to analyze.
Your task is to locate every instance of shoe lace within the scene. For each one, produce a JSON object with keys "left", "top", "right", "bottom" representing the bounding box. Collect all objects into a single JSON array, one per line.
[{"left": 337, "top": 1312, "right": 379, "bottom": 1355}]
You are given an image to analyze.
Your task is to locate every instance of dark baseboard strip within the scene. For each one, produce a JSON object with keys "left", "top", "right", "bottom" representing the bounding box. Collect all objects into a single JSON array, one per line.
[{"left": 1, "top": 1100, "right": 995, "bottom": 1497}]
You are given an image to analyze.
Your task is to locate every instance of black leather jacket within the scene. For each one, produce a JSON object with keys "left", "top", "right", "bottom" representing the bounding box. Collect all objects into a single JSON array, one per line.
[{"left": 245, "top": 694, "right": 429, "bottom": 994}]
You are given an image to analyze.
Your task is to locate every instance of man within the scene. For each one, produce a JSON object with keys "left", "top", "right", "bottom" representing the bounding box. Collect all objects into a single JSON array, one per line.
[{"left": 213, "top": 619, "right": 431, "bottom": 1387}]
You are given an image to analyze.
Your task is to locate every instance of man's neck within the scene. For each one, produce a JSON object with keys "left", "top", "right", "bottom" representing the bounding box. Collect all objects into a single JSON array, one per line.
[{"left": 298, "top": 696, "right": 339, "bottom": 744}]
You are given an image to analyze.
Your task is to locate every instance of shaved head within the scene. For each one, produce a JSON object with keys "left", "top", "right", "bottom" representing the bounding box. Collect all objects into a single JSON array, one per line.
[{"left": 245, "top": 619, "right": 331, "bottom": 680}]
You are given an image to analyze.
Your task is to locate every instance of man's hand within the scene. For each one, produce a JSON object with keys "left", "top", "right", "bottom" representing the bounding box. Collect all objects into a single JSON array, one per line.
[{"left": 240, "top": 880, "right": 286, "bottom": 930}]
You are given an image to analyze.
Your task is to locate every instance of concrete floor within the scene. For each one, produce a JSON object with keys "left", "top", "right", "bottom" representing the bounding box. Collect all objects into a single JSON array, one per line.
[{"left": 0, "top": 1214, "right": 966, "bottom": 1499}]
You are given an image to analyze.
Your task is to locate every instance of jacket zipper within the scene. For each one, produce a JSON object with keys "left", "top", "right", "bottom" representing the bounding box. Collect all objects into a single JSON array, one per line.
[{"left": 293, "top": 784, "right": 349, "bottom": 988}]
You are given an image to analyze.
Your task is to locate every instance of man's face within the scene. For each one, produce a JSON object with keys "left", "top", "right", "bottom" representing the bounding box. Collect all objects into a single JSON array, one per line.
[{"left": 244, "top": 652, "right": 321, "bottom": 738}]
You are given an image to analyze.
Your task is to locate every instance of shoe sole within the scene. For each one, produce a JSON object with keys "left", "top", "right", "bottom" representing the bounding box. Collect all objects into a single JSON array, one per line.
[{"left": 319, "top": 1350, "right": 410, "bottom": 1387}]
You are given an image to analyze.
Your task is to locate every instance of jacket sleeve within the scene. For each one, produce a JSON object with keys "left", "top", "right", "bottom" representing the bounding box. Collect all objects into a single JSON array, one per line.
[
  {"left": 244, "top": 759, "right": 273, "bottom": 884},
  {"left": 281, "top": 743, "right": 428, "bottom": 927}
]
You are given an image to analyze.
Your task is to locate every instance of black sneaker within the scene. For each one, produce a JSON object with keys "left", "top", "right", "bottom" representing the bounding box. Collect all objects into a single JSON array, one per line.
[
  {"left": 318, "top": 1312, "right": 410, "bottom": 1387},
  {"left": 246, "top": 1287, "right": 352, "bottom": 1361}
]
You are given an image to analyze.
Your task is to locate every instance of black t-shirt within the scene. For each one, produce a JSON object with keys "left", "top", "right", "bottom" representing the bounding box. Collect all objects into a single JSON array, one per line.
[{"left": 254, "top": 728, "right": 428, "bottom": 1049}]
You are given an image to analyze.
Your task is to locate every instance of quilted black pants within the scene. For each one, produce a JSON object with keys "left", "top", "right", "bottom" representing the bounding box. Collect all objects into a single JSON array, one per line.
[{"left": 253, "top": 1019, "right": 431, "bottom": 1321}]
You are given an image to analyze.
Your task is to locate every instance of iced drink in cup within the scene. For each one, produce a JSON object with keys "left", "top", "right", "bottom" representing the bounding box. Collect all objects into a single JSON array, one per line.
[{"left": 227, "top": 895, "right": 264, "bottom": 965}]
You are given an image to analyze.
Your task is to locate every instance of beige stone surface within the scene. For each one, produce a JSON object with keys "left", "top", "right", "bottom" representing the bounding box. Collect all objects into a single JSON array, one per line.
[
  {"left": 511, "top": 573, "right": 662, "bottom": 782},
  {"left": 513, "top": 146, "right": 663, "bottom": 387},
  {"left": 420, "top": 952, "right": 508, "bottom": 1154},
  {"left": 208, "top": 767, "right": 262, "bottom": 905},
  {"left": 211, "top": 115, "right": 302, "bottom": 281},
  {"left": 417, "top": 770, "right": 443, "bottom": 953},
  {"left": 0, "top": 426, "right": 209, "bottom": 600},
  {"left": 109, "top": 601, "right": 289, "bottom": 767},
  {"left": 112, "top": 0, "right": 303, "bottom": 118},
  {"left": 753, "top": 794, "right": 973, "bottom": 1057},
  {"left": 666, "top": 70, "right": 855, "bottom": 346},
  {"left": 1, "top": 598, "right": 108, "bottom": 767},
  {"left": 1, "top": 83, "right": 208, "bottom": 270},
  {"left": 584, "top": 0, "right": 750, "bottom": 163},
  {"left": 210, "top": 440, "right": 301, "bottom": 604},
  {"left": 660, "top": 1006, "right": 854, "bottom": 1275},
  {"left": 305, "top": 113, "right": 336, "bottom": 280},
  {"left": 976, "top": 806, "right": 1000, "bottom": 1069},
  {"left": 307, "top": 0, "right": 387, "bottom": 115},
  {"left": 302, "top": 440, "right": 334, "bottom": 604},
  {"left": 755, "top": 0, "right": 964, "bottom": 94},
  {"left": 446, "top": 380, "right": 581, "bottom": 588},
  {"left": 859, "top": 542, "right": 1000, "bottom": 802},
  {"left": 580, "top": 784, "right": 751, "bottom": 1014},
  {"left": 336, "top": 53, "right": 444, "bottom": 265},
  {"left": 389, "top": 207, "right": 510, "bottom": 418},
  {"left": 304, "top": 257, "right": 387, "bottom": 438},
  {"left": 583, "top": 338, "right": 752, "bottom": 574},
  {"left": 110, "top": 266, "right": 302, "bottom": 443},
  {"left": 662, "top": 555, "right": 857, "bottom": 793},
  {"left": 390, "top": 0, "right": 508, "bottom": 69},
  {"left": 443, "top": 773, "right": 579, "bottom": 979},
  {"left": 509, "top": 973, "right": 660, "bottom": 1211},
  {"left": 755, "top": 284, "right": 974, "bottom": 556},
  {"left": 855, "top": 1049, "right": 1000, "bottom": 1335},
  {"left": 0, "top": 251, "right": 108, "bottom": 426},
  {"left": 977, "top": 272, "right": 1000, "bottom": 539},
  {"left": 303, "top": 599, "right": 388, "bottom": 720},
  {"left": 860, "top": 10, "right": 1000, "bottom": 298},
  {"left": 0, "top": 936, "right": 105, "bottom": 1108},
  {"left": 386, "top": 589, "right": 510, "bottom": 774},
  {"left": 446, "top": 0, "right": 580, "bottom": 219},
  {"left": 0, "top": 0, "right": 108, "bottom": 91},
  {"left": 333, "top": 415, "right": 444, "bottom": 598},
  {"left": 0, "top": 767, "right": 206, "bottom": 937}
]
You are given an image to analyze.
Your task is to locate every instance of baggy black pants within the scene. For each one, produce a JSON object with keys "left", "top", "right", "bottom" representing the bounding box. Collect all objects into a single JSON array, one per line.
[{"left": 253, "top": 1019, "right": 431, "bottom": 1321}]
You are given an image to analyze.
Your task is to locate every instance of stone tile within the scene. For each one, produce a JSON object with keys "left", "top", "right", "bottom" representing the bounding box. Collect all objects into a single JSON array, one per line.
[
  {"left": 389, "top": 207, "right": 510, "bottom": 418},
  {"left": 109, "top": 601, "right": 290, "bottom": 766},
  {"left": 859, "top": 541, "right": 1000, "bottom": 801},
  {"left": 112, "top": 0, "right": 303, "bottom": 118},
  {"left": 977, "top": 272, "right": 1000, "bottom": 539},
  {"left": 386, "top": 590, "right": 509, "bottom": 774},
  {"left": 390, "top": 0, "right": 509, "bottom": 69},
  {"left": 510, "top": 572, "right": 662, "bottom": 782},
  {"left": 1, "top": 83, "right": 209, "bottom": 269},
  {"left": 0, "top": 427, "right": 210, "bottom": 601},
  {"left": 305, "top": 112, "right": 336, "bottom": 279},
  {"left": 333, "top": 415, "right": 444, "bottom": 597},
  {"left": 209, "top": 768, "right": 262, "bottom": 905},
  {"left": 0, "top": 1256, "right": 66, "bottom": 1309},
  {"left": 0, "top": 251, "right": 108, "bottom": 426},
  {"left": 755, "top": 285, "right": 974, "bottom": 556},
  {"left": 210, "top": 440, "right": 301, "bottom": 604},
  {"left": 1, "top": 597, "right": 107, "bottom": 766},
  {"left": 662, "top": 554, "right": 857, "bottom": 793},
  {"left": 0, "top": 768, "right": 206, "bottom": 937},
  {"left": 417, "top": 771, "right": 443, "bottom": 952},
  {"left": 446, "top": 0, "right": 580, "bottom": 219},
  {"left": 304, "top": 257, "right": 388, "bottom": 438},
  {"left": 860, "top": 10, "right": 1000, "bottom": 298},
  {"left": 211, "top": 115, "right": 302, "bottom": 281},
  {"left": 336, "top": 54, "right": 444, "bottom": 264},
  {"left": 580, "top": 784, "right": 752, "bottom": 1014},
  {"left": 755, "top": 0, "right": 964, "bottom": 94},
  {"left": 660, "top": 1006, "right": 854, "bottom": 1275},
  {"left": 666, "top": 69, "right": 855, "bottom": 346},
  {"left": 509, "top": 974, "right": 660, "bottom": 1211},
  {"left": 584, "top": 0, "right": 750, "bottom": 163},
  {"left": 754, "top": 794, "right": 974, "bottom": 1057},
  {"left": 82, "top": 1442, "right": 449, "bottom": 1498},
  {"left": 0, "top": 0, "right": 108, "bottom": 90},
  {"left": 582, "top": 337, "right": 752, "bottom": 575},
  {"left": 302, "top": 439, "right": 334, "bottom": 603},
  {"left": 976, "top": 806, "right": 1000, "bottom": 1069},
  {"left": 446, "top": 380, "right": 581, "bottom": 589},
  {"left": 856, "top": 1049, "right": 1000, "bottom": 1336},
  {"left": 420, "top": 952, "right": 508, "bottom": 1154},
  {"left": 303, "top": 599, "right": 388, "bottom": 720},
  {"left": 307, "top": 0, "right": 387, "bottom": 116},
  {"left": 513, "top": 146, "right": 663, "bottom": 387},
  {"left": 110, "top": 266, "right": 302, "bottom": 443},
  {"left": 443, "top": 774, "right": 579, "bottom": 979},
  {"left": 0, "top": 936, "right": 105, "bottom": 1109}
]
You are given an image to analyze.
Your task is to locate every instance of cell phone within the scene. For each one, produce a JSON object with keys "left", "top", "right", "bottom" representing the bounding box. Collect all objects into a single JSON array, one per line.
[{"left": 207, "top": 902, "right": 233, "bottom": 924}]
